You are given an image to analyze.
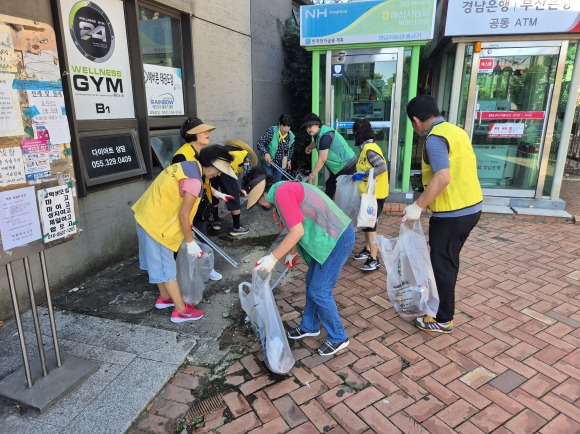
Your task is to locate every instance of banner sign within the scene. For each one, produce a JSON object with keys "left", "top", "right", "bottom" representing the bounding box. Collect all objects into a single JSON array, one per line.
[
  {"left": 143, "top": 64, "right": 184, "bottom": 116},
  {"left": 445, "top": 0, "right": 580, "bottom": 36},
  {"left": 60, "top": 0, "right": 134, "bottom": 120},
  {"left": 300, "top": 0, "right": 436, "bottom": 46},
  {"left": 477, "top": 111, "right": 545, "bottom": 120},
  {"left": 488, "top": 122, "right": 525, "bottom": 138}
]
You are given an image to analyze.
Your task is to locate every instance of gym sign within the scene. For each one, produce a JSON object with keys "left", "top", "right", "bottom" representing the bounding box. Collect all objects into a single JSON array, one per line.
[{"left": 61, "top": 0, "right": 134, "bottom": 120}]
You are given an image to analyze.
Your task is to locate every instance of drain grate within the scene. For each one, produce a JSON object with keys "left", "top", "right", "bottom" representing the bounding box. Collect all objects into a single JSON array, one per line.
[{"left": 185, "top": 394, "right": 224, "bottom": 422}]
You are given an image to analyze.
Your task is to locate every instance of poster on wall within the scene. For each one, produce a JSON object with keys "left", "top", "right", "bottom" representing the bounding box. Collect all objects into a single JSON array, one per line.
[
  {"left": 0, "top": 13, "right": 81, "bottom": 264},
  {"left": 38, "top": 185, "right": 76, "bottom": 243},
  {"left": 59, "top": 0, "right": 134, "bottom": 120},
  {"left": 143, "top": 64, "right": 184, "bottom": 116}
]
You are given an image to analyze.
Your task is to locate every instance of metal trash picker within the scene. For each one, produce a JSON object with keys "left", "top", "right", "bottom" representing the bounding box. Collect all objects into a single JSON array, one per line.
[{"left": 193, "top": 227, "right": 238, "bottom": 268}]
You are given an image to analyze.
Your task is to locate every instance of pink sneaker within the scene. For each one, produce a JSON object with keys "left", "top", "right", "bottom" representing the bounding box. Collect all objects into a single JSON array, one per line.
[
  {"left": 155, "top": 296, "right": 174, "bottom": 309},
  {"left": 171, "top": 303, "right": 204, "bottom": 323}
]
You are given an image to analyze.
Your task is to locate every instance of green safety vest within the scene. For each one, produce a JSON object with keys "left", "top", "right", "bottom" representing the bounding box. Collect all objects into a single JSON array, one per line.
[
  {"left": 266, "top": 181, "right": 350, "bottom": 264},
  {"left": 260, "top": 126, "right": 295, "bottom": 166},
  {"left": 315, "top": 125, "right": 355, "bottom": 174}
]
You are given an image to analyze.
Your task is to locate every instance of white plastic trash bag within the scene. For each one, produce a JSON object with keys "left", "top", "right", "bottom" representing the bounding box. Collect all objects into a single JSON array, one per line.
[
  {"left": 334, "top": 175, "right": 361, "bottom": 223},
  {"left": 239, "top": 271, "right": 295, "bottom": 374},
  {"left": 375, "top": 220, "right": 439, "bottom": 318},
  {"left": 176, "top": 241, "right": 214, "bottom": 304},
  {"left": 357, "top": 168, "right": 378, "bottom": 228}
]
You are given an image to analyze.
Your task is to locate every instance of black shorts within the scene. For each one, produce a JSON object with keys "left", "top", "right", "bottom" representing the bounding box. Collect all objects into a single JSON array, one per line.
[{"left": 211, "top": 174, "right": 241, "bottom": 212}]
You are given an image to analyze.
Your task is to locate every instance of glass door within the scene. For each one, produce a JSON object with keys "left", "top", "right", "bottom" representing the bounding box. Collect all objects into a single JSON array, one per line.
[
  {"left": 327, "top": 48, "right": 402, "bottom": 188},
  {"left": 471, "top": 45, "right": 559, "bottom": 195}
]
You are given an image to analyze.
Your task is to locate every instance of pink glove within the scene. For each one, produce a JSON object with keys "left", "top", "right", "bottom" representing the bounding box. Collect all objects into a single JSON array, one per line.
[{"left": 213, "top": 190, "right": 234, "bottom": 202}]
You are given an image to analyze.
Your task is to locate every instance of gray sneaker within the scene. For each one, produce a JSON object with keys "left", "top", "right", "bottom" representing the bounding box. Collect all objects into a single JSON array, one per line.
[
  {"left": 230, "top": 226, "right": 249, "bottom": 236},
  {"left": 360, "top": 258, "right": 381, "bottom": 271}
]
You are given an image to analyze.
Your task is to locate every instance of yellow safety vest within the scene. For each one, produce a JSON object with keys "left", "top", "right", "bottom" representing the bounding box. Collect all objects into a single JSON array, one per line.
[
  {"left": 132, "top": 162, "right": 202, "bottom": 251},
  {"left": 422, "top": 122, "right": 482, "bottom": 212},
  {"left": 356, "top": 142, "right": 389, "bottom": 199},
  {"left": 174, "top": 143, "right": 213, "bottom": 199}
]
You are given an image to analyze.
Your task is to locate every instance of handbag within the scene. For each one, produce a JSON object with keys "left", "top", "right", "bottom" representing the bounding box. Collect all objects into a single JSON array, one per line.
[
  {"left": 239, "top": 271, "right": 295, "bottom": 374},
  {"left": 356, "top": 168, "right": 378, "bottom": 228},
  {"left": 375, "top": 220, "right": 440, "bottom": 318}
]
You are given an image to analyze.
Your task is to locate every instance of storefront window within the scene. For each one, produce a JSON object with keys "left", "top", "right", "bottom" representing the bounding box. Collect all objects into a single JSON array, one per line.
[
  {"left": 150, "top": 131, "right": 183, "bottom": 169},
  {"left": 457, "top": 45, "right": 473, "bottom": 130},
  {"left": 138, "top": 6, "right": 185, "bottom": 119},
  {"left": 543, "top": 42, "right": 578, "bottom": 196}
]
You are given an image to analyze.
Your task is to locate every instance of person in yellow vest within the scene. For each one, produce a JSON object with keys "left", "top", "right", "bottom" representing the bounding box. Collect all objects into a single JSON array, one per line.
[
  {"left": 403, "top": 95, "right": 482, "bottom": 334},
  {"left": 351, "top": 118, "right": 389, "bottom": 272},
  {"left": 132, "top": 145, "right": 235, "bottom": 323},
  {"left": 173, "top": 118, "right": 249, "bottom": 239}
]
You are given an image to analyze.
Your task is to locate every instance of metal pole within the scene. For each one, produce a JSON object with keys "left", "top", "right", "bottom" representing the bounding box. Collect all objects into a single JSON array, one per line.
[
  {"left": 6, "top": 262, "right": 33, "bottom": 387},
  {"left": 271, "top": 268, "right": 289, "bottom": 290},
  {"left": 270, "top": 161, "right": 295, "bottom": 181},
  {"left": 40, "top": 250, "right": 62, "bottom": 367},
  {"left": 23, "top": 256, "right": 48, "bottom": 377},
  {"left": 192, "top": 227, "right": 238, "bottom": 268}
]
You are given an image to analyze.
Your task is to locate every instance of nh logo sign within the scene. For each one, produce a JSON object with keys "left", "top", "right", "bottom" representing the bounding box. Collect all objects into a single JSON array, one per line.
[{"left": 306, "top": 9, "right": 328, "bottom": 19}]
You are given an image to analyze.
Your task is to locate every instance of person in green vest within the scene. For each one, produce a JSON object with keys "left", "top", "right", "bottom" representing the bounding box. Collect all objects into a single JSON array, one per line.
[
  {"left": 132, "top": 145, "right": 235, "bottom": 323},
  {"left": 242, "top": 167, "right": 354, "bottom": 356},
  {"left": 351, "top": 118, "right": 389, "bottom": 272},
  {"left": 403, "top": 95, "right": 482, "bottom": 334},
  {"left": 256, "top": 114, "right": 295, "bottom": 181},
  {"left": 302, "top": 113, "right": 358, "bottom": 199}
]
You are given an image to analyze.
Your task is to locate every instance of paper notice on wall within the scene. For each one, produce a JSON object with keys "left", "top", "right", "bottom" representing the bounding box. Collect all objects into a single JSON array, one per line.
[
  {"left": 0, "top": 186, "right": 42, "bottom": 250},
  {"left": 0, "top": 24, "right": 18, "bottom": 74},
  {"left": 21, "top": 138, "right": 51, "bottom": 181},
  {"left": 33, "top": 124, "right": 62, "bottom": 161},
  {"left": 0, "top": 73, "right": 24, "bottom": 137},
  {"left": 22, "top": 50, "right": 61, "bottom": 81},
  {"left": 38, "top": 184, "right": 76, "bottom": 243},
  {"left": 0, "top": 146, "right": 26, "bottom": 186},
  {"left": 27, "top": 89, "right": 70, "bottom": 144}
]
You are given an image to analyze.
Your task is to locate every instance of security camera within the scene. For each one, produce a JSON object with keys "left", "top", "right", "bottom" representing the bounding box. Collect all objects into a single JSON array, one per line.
[{"left": 336, "top": 51, "right": 346, "bottom": 63}]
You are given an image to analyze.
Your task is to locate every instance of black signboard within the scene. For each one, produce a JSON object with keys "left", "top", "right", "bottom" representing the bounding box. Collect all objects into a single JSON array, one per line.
[{"left": 79, "top": 129, "right": 146, "bottom": 186}]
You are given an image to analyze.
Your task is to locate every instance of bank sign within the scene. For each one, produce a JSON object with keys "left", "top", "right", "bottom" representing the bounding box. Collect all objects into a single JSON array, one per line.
[
  {"left": 445, "top": 0, "right": 580, "bottom": 36},
  {"left": 60, "top": 0, "right": 134, "bottom": 120},
  {"left": 300, "top": 0, "right": 436, "bottom": 46},
  {"left": 143, "top": 64, "right": 184, "bottom": 117}
]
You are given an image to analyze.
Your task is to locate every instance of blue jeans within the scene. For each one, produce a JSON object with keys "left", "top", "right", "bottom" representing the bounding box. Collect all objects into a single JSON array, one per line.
[
  {"left": 299, "top": 225, "right": 355, "bottom": 344},
  {"left": 260, "top": 160, "right": 284, "bottom": 181}
]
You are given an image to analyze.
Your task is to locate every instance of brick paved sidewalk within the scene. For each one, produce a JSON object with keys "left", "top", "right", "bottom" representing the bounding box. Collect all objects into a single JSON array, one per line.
[{"left": 132, "top": 208, "right": 580, "bottom": 433}]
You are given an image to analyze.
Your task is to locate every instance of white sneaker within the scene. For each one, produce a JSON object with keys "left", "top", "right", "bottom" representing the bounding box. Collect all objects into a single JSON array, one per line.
[{"left": 209, "top": 269, "right": 222, "bottom": 281}]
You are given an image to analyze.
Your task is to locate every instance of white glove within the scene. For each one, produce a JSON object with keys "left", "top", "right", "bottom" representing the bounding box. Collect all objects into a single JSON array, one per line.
[
  {"left": 240, "top": 189, "right": 247, "bottom": 198},
  {"left": 285, "top": 253, "right": 298, "bottom": 269},
  {"left": 186, "top": 240, "right": 203, "bottom": 258},
  {"left": 401, "top": 202, "right": 423, "bottom": 222},
  {"left": 213, "top": 190, "right": 234, "bottom": 202},
  {"left": 254, "top": 253, "right": 278, "bottom": 273}
]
